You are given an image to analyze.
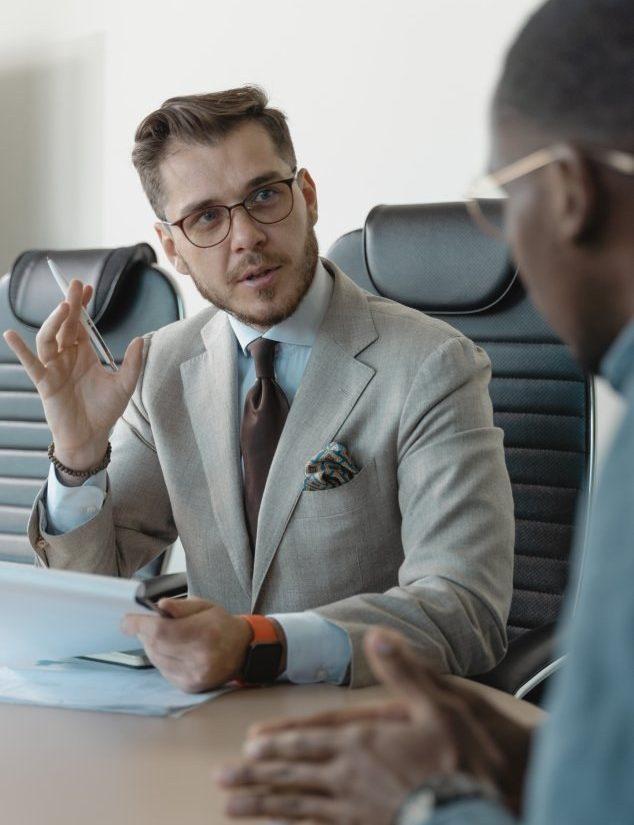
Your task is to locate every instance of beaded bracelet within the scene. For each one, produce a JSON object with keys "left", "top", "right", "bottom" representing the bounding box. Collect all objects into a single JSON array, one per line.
[{"left": 47, "top": 441, "right": 112, "bottom": 480}]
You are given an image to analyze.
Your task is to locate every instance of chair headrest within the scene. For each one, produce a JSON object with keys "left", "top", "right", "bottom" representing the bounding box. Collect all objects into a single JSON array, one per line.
[
  {"left": 8, "top": 244, "right": 157, "bottom": 328},
  {"left": 364, "top": 202, "right": 516, "bottom": 313}
]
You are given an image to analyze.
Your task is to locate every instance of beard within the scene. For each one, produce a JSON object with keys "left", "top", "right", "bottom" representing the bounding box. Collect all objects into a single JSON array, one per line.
[{"left": 185, "top": 226, "right": 319, "bottom": 329}]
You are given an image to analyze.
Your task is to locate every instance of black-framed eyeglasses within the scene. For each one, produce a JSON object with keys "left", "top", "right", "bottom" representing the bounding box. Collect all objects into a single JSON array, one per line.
[{"left": 161, "top": 173, "right": 298, "bottom": 249}]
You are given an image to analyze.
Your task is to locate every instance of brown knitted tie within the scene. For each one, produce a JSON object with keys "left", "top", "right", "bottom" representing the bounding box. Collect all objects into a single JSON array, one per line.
[{"left": 240, "top": 338, "right": 290, "bottom": 548}]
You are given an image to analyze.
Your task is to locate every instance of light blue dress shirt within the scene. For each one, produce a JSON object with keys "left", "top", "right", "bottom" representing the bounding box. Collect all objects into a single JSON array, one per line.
[
  {"left": 44, "top": 260, "right": 351, "bottom": 685},
  {"left": 419, "top": 319, "right": 634, "bottom": 825}
]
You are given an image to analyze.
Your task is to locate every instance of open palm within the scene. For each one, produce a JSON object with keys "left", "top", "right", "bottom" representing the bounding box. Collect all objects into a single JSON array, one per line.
[{"left": 3, "top": 279, "right": 143, "bottom": 469}]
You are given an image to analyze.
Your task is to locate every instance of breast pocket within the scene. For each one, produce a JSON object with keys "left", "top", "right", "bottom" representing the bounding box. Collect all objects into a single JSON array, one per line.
[
  {"left": 293, "top": 457, "right": 379, "bottom": 520},
  {"left": 279, "top": 459, "right": 382, "bottom": 607}
]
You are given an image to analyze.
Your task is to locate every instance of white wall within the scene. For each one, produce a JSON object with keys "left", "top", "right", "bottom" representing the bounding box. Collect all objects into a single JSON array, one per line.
[
  {"left": 2, "top": 0, "right": 544, "bottom": 304},
  {"left": 1, "top": 0, "right": 622, "bottom": 475}
]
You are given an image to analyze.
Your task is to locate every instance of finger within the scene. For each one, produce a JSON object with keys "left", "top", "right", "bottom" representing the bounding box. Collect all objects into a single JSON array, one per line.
[
  {"left": 35, "top": 301, "right": 71, "bottom": 363},
  {"left": 249, "top": 701, "right": 408, "bottom": 739},
  {"left": 366, "top": 631, "right": 498, "bottom": 724},
  {"left": 69, "top": 284, "right": 92, "bottom": 345},
  {"left": 82, "top": 283, "right": 93, "bottom": 306},
  {"left": 216, "top": 760, "right": 332, "bottom": 793},
  {"left": 245, "top": 729, "right": 338, "bottom": 763},
  {"left": 118, "top": 337, "right": 144, "bottom": 395},
  {"left": 121, "top": 612, "right": 161, "bottom": 637},
  {"left": 260, "top": 820, "right": 317, "bottom": 825},
  {"left": 226, "top": 792, "right": 341, "bottom": 822},
  {"left": 122, "top": 610, "right": 202, "bottom": 660},
  {"left": 56, "top": 280, "right": 85, "bottom": 349},
  {"left": 364, "top": 629, "right": 447, "bottom": 719},
  {"left": 157, "top": 596, "right": 214, "bottom": 619},
  {"left": 141, "top": 647, "right": 191, "bottom": 688},
  {"left": 67, "top": 283, "right": 92, "bottom": 344},
  {"left": 3, "top": 330, "right": 46, "bottom": 385}
]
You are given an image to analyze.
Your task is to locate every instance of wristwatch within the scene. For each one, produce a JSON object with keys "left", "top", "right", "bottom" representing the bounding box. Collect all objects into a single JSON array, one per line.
[
  {"left": 395, "top": 773, "right": 497, "bottom": 825},
  {"left": 238, "top": 614, "right": 284, "bottom": 685}
]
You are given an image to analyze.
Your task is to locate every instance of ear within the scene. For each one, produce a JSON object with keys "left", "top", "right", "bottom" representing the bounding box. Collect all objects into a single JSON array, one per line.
[
  {"left": 297, "top": 168, "right": 318, "bottom": 226},
  {"left": 548, "top": 146, "right": 601, "bottom": 244},
  {"left": 154, "top": 222, "right": 191, "bottom": 276}
]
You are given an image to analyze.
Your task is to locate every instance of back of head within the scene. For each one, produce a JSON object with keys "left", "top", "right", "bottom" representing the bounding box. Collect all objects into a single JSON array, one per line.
[
  {"left": 492, "top": 0, "right": 634, "bottom": 373},
  {"left": 495, "top": 0, "right": 634, "bottom": 147}
]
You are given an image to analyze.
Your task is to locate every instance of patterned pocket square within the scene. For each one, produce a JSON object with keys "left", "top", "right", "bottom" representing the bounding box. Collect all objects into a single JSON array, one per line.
[{"left": 303, "top": 442, "right": 360, "bottom": 491}]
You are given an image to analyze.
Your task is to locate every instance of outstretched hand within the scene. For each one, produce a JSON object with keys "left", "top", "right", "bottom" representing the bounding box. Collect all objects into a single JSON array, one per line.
[{"left": 216, "top": 628, "right": 534, "bottom": 823}]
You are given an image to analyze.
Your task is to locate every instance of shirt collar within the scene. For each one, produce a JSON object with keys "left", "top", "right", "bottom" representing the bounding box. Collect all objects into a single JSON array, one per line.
[
  {"left": 227, "top": 258, "right": 333, "bottom": 355},
  {"left": 600, "top": 318, "right": 634, "bottom": 394}
]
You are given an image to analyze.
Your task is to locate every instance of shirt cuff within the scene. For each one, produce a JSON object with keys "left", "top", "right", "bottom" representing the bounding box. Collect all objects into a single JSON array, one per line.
[
  {"left": 44, "top": 462, "right": 107, "bottom": 535},
  {"left": 268, "top": 611, "right": 351, "bottom": 685},
  {"left": 422, "top": 798, "right": 517, "bottom": 825}
]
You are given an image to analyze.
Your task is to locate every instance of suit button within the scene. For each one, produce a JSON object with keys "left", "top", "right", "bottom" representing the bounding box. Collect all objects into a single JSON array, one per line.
[{"left": 36, "top": 536, "right": 46, "bottom": 550}]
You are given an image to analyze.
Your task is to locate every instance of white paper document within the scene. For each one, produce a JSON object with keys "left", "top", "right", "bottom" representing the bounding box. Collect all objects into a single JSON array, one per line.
[
  {"left": 0, "top": 562, "right": 155, "bottom": 667},
  {"left": 0, "top": 658, "right": 230, "bottom": 716}
]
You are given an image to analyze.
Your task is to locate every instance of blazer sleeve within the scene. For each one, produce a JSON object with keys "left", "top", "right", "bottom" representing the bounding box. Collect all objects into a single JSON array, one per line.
[
  {"left": 314, "top": 336, "right": 515, "bottom": 687},
  {"left": 27, "top": 334, "right": 178, "bottom": 577}
]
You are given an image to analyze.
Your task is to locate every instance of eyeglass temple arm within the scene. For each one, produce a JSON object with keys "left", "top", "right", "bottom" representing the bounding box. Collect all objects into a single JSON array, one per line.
[{"left": 492, "top": 147, "right": 562, "bottom": 187}]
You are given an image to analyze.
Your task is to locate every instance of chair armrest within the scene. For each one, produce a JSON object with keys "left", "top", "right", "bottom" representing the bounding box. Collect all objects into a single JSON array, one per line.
[
  {"left": 473, "top": 623, "right": 562, "bottom": 698},
  {"left": 139, "top": 572, "right": 188, "bottom": 603}
]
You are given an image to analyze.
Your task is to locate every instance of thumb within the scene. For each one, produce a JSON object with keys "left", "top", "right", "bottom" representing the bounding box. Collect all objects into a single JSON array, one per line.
[
  {"left": 158, "top": 596, "right": 213, "bottom": 619},
  {"left": 118, "top": 336, "right": 144, "bottom": 396},
  {"left": 364, "top": 628, "right": 447, "bottom": 721}
]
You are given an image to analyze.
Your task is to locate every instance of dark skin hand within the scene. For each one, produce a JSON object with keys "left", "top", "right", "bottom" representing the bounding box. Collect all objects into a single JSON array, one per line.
[{"left": 216, "top": 628, "right": 535, "bottom": 823}]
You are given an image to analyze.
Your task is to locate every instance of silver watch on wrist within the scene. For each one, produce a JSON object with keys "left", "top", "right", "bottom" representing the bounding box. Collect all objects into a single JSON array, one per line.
[{"left": 395, "top": 773, "right": 497, "bottom": 825}]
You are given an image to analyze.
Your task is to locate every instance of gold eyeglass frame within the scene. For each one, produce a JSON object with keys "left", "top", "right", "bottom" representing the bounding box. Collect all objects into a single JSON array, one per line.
[{"left": 466, "top": 143, "right": 634, "bottom": 239}]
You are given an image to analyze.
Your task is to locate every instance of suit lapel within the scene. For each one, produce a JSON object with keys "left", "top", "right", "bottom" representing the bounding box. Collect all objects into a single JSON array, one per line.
[
  {"left": 180, "top": 311, "right": 252, "bottom": 599},
  {"left": 252, "top": 267, "right": 379, "bottom": 608}
]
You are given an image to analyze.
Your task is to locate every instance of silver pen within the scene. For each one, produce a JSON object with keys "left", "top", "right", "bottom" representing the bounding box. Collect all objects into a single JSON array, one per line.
[{"left": 46, "top": 257, "right": 118, "bottom": 372}]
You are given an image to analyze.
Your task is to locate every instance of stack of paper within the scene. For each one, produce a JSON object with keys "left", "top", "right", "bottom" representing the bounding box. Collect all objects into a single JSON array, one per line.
[
  {"left": 0, "top": 658, "right": 231, "bottom": 717},
  {"left": 0, "top": 563, "right": 234, "bottom": 716},
  {"left": 0, "top": 562, "right": 156, "bottom": 666}
]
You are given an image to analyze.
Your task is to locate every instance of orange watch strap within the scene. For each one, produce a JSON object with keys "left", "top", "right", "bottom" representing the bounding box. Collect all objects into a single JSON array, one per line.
[{"left": 239, "top": 614, "right": 279, "bottom": 644}]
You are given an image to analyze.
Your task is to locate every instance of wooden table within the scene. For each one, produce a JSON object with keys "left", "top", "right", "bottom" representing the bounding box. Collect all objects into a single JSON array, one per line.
[{"left": 0, "top": 680, "right": 544, "bottom": 825}]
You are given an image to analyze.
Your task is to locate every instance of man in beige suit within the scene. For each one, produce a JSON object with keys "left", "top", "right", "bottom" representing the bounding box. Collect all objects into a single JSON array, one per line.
[{"left": 4, "top": 86, "right": 514, "bottom": 691}]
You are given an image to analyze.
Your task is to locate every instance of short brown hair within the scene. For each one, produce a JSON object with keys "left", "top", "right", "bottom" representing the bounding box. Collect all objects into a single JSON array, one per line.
[{"left": 132, "top": 85, "right": 297, "bottom": 219}]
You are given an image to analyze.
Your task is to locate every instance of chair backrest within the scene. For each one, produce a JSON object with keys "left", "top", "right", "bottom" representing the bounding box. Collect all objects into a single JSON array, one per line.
[
  {"left": 0, "top": 244, "right": 183, "bottom": 568},
  {"left": 327, "top": 203, "right": 595, "bottom": 643}
]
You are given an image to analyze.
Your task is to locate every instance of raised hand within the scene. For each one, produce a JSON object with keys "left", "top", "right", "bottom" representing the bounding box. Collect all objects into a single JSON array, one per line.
[{"left": 3, "top": 279, "right": 143, "bottom": 472}]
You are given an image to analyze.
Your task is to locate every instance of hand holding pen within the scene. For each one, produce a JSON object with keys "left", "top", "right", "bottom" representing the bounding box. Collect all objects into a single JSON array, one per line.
[
  {"left": 46, "top": 258, "right": 119, "bottom": 373},
  {"left": 3, "top": 259, "right": 144, "bottom": 478}
]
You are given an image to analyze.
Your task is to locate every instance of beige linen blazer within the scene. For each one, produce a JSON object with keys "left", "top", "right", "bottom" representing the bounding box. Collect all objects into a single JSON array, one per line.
[{"left": 29, "top": 262, "right": 514, "bottom": 686}]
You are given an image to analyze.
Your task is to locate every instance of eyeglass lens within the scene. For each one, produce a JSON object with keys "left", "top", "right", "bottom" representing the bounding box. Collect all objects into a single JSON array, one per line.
[{"left": 182, "top": 181, "right": 294, "bottom": 248}]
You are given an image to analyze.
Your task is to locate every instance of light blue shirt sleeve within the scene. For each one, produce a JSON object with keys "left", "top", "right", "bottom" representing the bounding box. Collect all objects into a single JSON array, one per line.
[
  {"left": 269, "top": 611, "right": 352, "bottom": 684},
  {"left": 425, "top": 798, "right": 517, "bottom": 825},
  {"left": 44, "top": 463, "right": 107, "bottom": 535}
]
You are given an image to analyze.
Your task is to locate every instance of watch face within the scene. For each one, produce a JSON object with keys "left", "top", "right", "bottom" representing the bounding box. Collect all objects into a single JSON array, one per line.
[{"left": 242, "top": 642, "right": 283, "bottom": 684}]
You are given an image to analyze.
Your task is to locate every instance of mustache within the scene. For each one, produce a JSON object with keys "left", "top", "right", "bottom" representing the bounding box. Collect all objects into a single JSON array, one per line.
[{"left": 228, "top": 254, "right": 288, "bottom": 283}]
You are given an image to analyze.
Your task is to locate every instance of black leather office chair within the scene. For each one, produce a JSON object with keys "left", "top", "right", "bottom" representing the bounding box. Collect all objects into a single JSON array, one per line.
[
  {"left": 0, "top": 244, "right": 184, "bottom": 579},
  {"left": 327, "top": 202, "right": 595, "bottom": 701}
]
